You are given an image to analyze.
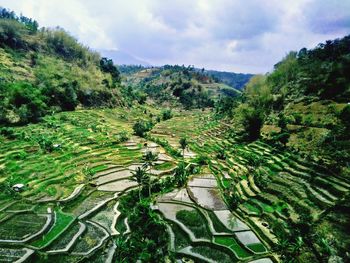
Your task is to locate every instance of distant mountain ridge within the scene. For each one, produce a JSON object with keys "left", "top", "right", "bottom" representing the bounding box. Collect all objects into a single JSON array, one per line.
[
  {"left": 203, "top": 69, "right": 254, "bottom": 90},
  {"left": 98, "top": 49, "right": 150, "bottom": 66},
  {"left": 120, "top": 65, "right": 242, "bottom": 109},
  {"left": 98, "top": 50, "right": 253, "bottom": 90}
]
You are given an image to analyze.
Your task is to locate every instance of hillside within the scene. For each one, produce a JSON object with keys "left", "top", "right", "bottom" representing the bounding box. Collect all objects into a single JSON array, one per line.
[
  {"left": 217, "top": 35, "right": 350, "bottom": 262},
  {"left": 203, "top": 69, "right": 254, "bottom": 90},
  {"left": 122, "top": 65, "right": 242, "bottom": 109},
  {"left": 0, "top": 8, "right": 129, "bottom": 125}
]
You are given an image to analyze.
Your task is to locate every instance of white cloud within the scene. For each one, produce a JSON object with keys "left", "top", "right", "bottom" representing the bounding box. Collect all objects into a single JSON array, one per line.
[{"left": 1, "top": 0, "right": 349, "bottom": 73}]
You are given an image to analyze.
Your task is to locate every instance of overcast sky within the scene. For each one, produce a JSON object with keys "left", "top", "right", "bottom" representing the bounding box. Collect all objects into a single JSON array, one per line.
[{"left": 1, "top": 0, "right": 349, "bottom": 73}]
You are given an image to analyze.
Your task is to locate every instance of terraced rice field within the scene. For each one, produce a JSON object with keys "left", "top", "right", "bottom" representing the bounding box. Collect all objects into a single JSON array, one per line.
[
  {"left": 187, "top": 117, "right": 350, "bottom": 257},
  {"left": 0, "top": 107, "right": 179, "bottom": 262},
  {"left": 155, "top": 172, "right": 271, "bottom": 262},
  {"left": 1, "top": 107, "right": 347, "bottom": 262}
]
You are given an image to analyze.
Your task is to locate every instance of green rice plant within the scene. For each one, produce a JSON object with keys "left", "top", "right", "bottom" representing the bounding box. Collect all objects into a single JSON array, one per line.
[
  {"left": 207, "top": 211, "right": 230, "bottom": 233},
  {"left": 31, "top": 210, "right": 75, "bottom": 248},
  {"left": 191, "top": 244, "right": 234, "bottom": 263},
  {"left": 214, "top": 236, "right": 252, "bottom": 258},
  {"left": 175, "top": 209, "right": 211, "bottom": 239},
  {"left": 246, "top": 243, "right": 266, "bottom": 253}
]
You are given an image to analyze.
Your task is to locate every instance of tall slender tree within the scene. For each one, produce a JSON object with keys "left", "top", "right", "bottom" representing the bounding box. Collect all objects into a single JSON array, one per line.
[
  {"left": 131, "top": 166, "right": 147, "bottom": 201},
  {"left": 179, "top": 137, "right": 188, "bottom": 158},
  {"left": 142, "top": 151, "right": 159, "bottom": 196},
  {"left": 174, "top": 161, "right": 188, "bottom": 187}
]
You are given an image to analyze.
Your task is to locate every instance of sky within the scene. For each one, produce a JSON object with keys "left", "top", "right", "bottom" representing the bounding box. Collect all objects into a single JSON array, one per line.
[{"left": 1, "top": 0, "right": 350, "bottom": 73}]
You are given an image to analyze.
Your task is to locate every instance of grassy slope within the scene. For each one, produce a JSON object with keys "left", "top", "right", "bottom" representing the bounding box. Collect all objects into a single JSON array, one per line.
[
  {"left": 261, "top": 100, "right": 348, "bottom": 160},
  {"left": 0, "top": 47, "right": 114, "bottom": 91}
]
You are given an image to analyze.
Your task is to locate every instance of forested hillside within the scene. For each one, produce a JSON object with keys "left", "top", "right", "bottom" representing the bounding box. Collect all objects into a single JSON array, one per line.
[
  {"left": 0, "top": 8, "right": 133, "bottom": 125},
  {"left": 203, "top": 69, "right": 253, "bottom": 90},
  {"left": 235, "top": 36, "right": 350, "bottom": 165},
  {"left": 215, "top": 35, "right": 350, "bottom": 261},
  {"left": 122, "top": 65, "right": 241, "bottom": 109}
]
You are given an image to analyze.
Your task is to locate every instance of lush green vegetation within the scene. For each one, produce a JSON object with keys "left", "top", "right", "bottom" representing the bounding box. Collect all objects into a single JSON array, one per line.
[
  {"left": 116, "top": 196, "right": 170, "bottom": 262},
  {"left": 214, "top": 236, "right": 252, "bottom": 258},
  {"left": 0, "top": 7, "right": 349, "bottom": 263},
  {"left": 122, "top": 64, "right": 241, "bottom": 109},
  {"left": 224, "top": 35, "right": 350, "bottom": 167},
  {"left": 31, "top": 211, "right": 75, "bottom": 248},
  {"left": 0, "top": 8, "right": 134, "bottom": 125},
  {"left": 132, "top": 119, "right": 154, "bottom": 137},
  {"left": 175, "top": 209, "right": 211, "bottom": 239},
  {"left": 206, "top": 36, "right": 350, "bottom": 262},
  {"left": 204, "top": 69, "right": 253, "bottom": 90}
]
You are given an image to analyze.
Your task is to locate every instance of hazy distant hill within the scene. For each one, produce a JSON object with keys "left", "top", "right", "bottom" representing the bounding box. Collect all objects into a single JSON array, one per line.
[
  {"left": 98, "top": 49, "right": 150, "bottom": 66},
  {"left": 121, "top": 65, "right": 241, "bottom": 109},
  {"left": 204, "top": 69, "right": 254, "bottom": 90},
  {"left": 98, "top": 50, "right": 252, "bottom": 90}
]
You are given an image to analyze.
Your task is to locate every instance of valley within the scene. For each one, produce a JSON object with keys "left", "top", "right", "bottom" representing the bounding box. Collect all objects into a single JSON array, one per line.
[
  {"left": 0, "top": 5, "right": 349, "bottom": 263},
  {"left": 0, "top": 108, "right": 274, "bottom": 262}
]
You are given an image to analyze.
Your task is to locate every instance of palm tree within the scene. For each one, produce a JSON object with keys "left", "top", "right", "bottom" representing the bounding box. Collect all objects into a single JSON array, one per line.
[
  {"left": 142, "top": 151, "right": 159, "bottom": 172},
  {"left": 131, "top": 166, "right": 147, "bottom": 201},
  {"left": 179, "top": 137, "right": 188, "bottom": 158},
  {"left": 174, "top": 161, "right": 188, "bottom": 187},
  {"left": 142, "top": 173, "right": 151, "bottom": 197},
  {"left": 142, "top": 151, "right": 159, "bottom": 196}
]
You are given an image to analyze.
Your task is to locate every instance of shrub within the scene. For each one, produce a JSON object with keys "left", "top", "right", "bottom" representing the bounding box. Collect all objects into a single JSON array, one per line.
[
  {"left": 0, "top": 181, "right": 18, "bottom": 197},
  {"left": 340, "top": 104, "right": 350, "bottom": 129},
  {"left": 132, "top": 120, "right": 153, "bottom": 137},
  {"left": 215, "top": 96, "right": 238, "bottom": 116},
  {"left": 135, "top": 91, "right": 147, "bottom": 104},
  {"left": 238, "top": 149, "right": 264, "bottom": 167},
  {"left": 216, "top": 148, "right": 226, "bottom": 160},
  {"left": 0, "top": 19, "right": 27, "bottom": 49},
  {"left": 176, "top": 210, "right": 202, "bottom": 227},
  {"left": 117, "top": 130, "right": 129, "bottom": 142},
  {"left": 273, "top": 132, "right": 290, "bottom": 146},
  {"left": 236, "top": 104, "right": 265, "bottom": 141},
  {"left": 0, "top": 127, "right": 16, "bottom": 139},
  {"left": 6, "top": 82, "right": 47, "bottom": 124},
  {"left": 226, "top": 190, "right": 240, "bottom": 209},
  {"left": 245, "top": 74, "right": 273, "bottom": 109},
  {"left": 253, "top": 168, "right": 271, "bottom": 190},
  {"left": 42, "top": 82, "right": 78, "bottom": 111},
  {"left": 118, "top": 197, "right": 170, "bottom": 262},
  {"left": 37, "top": 136, "right": 55, "bottom": 153},
  {"left": 293, "top": 113, "right": 303, "bottom": 125},
  {"left": 43, "top": 28, "right": 98, "bottom": 64},
  {"left": 195, "top": 155, "right": 209, "bottom": 165},
  {"left": 161, "top": 109, "right": 173, "bottom": 121},
  {"left": 100, "top": 57, "right": 120, "bottom": 83},
  {"left": 77, "top": 89, "right": 115, "bottom": 107}
]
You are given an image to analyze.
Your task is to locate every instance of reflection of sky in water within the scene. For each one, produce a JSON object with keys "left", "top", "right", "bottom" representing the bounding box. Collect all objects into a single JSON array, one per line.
[
  {"left": 236, "top": 231, "right": 261, "bottom": 245},
  {"left": 214, "top": 210, "right": 249, "bottom": 231},
  {"left": 189, "top": 187, "right": 226, "bottom": 210},
  {"left": 158, "top": 203, "right": 193, "bottom": 221}
]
